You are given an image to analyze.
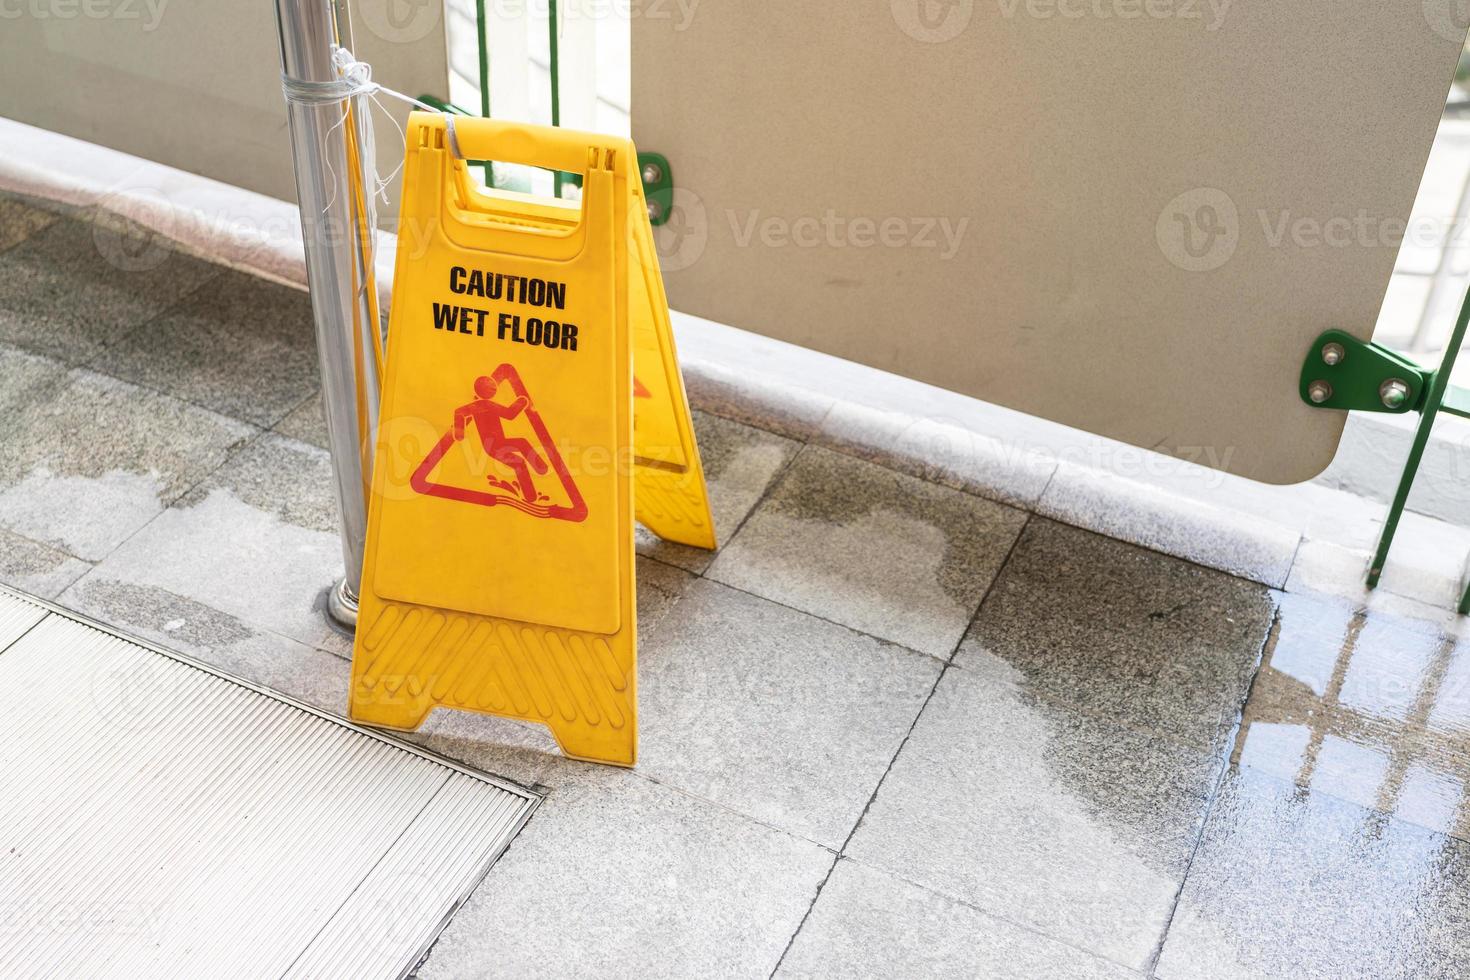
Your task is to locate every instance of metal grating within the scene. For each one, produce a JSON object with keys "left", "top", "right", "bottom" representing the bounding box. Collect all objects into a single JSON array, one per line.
[{"left": 0, "top": 587, "right": 538, "bottom": 979}]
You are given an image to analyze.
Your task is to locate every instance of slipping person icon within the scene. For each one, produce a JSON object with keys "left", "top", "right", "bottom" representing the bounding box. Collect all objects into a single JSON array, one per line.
[{"left": 453, "top": 375, "right": 550, "bottom": 503}]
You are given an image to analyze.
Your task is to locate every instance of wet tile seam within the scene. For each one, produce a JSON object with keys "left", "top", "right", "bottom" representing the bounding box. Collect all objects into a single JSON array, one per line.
[
  {"left": 645, "top": 435, "right": 992, "bottom": 667},
  {"left": 1142, "top": 602, "right": 1282, "bottom": 975},
  {"left": 833, "top": 854, "right": 1150, "bottom": 978},
  {"left": 634, "top": 772, "right": 840, "bottom": 855},
  {"left": 27, "top": 219, "right": 294, "bottom": 429},
  {"left": 75, "top": 325, "right": 304, "bottom": 433},
  {"left": 703, "top": 427, "right": 813, "bottom": 558},
  {"left": 7, "top": 253, "right": 229, "bottom": 373},
  {"left": 269, "top": 388, "right": 328, "bottom": 438},
  {"left": 47, "top": 424, "right": 274, "bottom": 599},
  {"left": 150, "top": 423, "right": 265, "bottom": 512},
  {"left": 0, "top": 523, "right": 93, "bottom": 567},
  {"left": 678, "top": 575, "right": 950, "bottom": 668},
  {"left": 688, "top": 386, "right": 836, "bottom": 446},
  {"left": 1029, "top": 511, "right": 1290, "bottom": 595},
  {"left": 766, "top": 513, "right": 1036, "bottom": 980},
  {"left": 1281, "top": 532, "right": 1305, "bottom": 589},
  {"left": 28, "top": 362, "right": 267, "bottom": 459},
  {"left": 801, "top": 425, "right": 1053, "bottom": 514}
]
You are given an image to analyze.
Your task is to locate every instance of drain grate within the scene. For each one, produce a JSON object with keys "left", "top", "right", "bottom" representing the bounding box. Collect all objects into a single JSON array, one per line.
[{"left": 0, "top": 587, "right": 537, "bottom": 979}]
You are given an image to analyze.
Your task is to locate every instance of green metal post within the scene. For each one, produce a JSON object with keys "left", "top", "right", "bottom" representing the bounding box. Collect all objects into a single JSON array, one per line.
[
  {"left": 549, "top": 0, "right": 562, "bottom": 198},
  {"left": 1368, "top": 286, "right": 1470, "bottom": 587},
  {"left": 475, "top": 0, "right": 492, "bottom": 186}
]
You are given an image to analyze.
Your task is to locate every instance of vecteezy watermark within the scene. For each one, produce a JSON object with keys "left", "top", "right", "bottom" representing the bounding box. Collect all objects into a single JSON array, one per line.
[
  {"left": 893, "top": 0, "right": 1228, "bottom": 39},
  {"left": 87, "top": 182, "right": 361, "bottom": 276},
  {"left": 1155, "top": 187, "right": 1240, "bottom": 272},
  {"left": 488, "top": 0, "right": 700, "bottom": 30},
  {"left": 1158, "top": 185, "right": 1470, "bottom": 272},
  {"left": 92, "top": 205, "right": 175, "bottom": 273},
  {"left": 1255, "top": 210, "right": 1455, "bottom": 250},
  {"left": 356, "top": 0, "right": 440, "bottom": 44},
  {"left": 648, "top": 193, "right": 970, "bottom": 271},
  {"left": 0, "top": 898, "right": 163, "bottom": 940},
  {"left": 0, "top": 0, "right": 168, "bottom": 30},
  {"left": 651, "top": 187, "right": 710, "bottom": 272},
  {"left": 727, "top": 209, "right": 970, "bottom": 259},
  {"left": 891, "top": 0, "right": 975, "bottom": 41},
  {"left": 359, "top": 0, "right": 699, "bottom": 41},
  {"left": 1423, "top": 0, "right": 1470, "bottom": 43},
  {"left": 90, "top": 653, "right": 175, "bottom": 734},
  {"left": 346, "top": 871, "right": 444, "bottom": 955},
  {"left": 996, "top": 0, "right": 1231, "bottom": 30}
]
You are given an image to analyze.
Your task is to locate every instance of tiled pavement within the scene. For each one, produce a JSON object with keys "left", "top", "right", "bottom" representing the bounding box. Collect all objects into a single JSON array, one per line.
[{"left": 4, "top": 195, "right": 1470, "bottom": 978}]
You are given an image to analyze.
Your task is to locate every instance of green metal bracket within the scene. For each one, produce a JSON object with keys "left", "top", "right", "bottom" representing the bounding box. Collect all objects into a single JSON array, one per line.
[
  {"left": 557, "top": 153, "right": 672, "bottom": 226},
  {"left": 638, "top": 152, "right": 673, "bottom": 227},
  {"left": 1297, "top": 330, "right": 1428, "bottom": 414},
  {"left": 1300, "top": 282, "right": 1470, "bottom": 607},
  {"left": 1441, "top": 384, "right": 1470, "bottom": 420}
]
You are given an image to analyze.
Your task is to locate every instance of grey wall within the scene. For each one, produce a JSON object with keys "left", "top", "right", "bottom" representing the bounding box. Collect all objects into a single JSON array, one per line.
[{"left": 0, "top": 0, "right": 449, "bottom": 207}]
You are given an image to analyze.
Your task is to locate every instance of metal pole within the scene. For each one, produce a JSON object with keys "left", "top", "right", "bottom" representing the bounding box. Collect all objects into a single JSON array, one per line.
[{"left": 274, "top": 0, "right": 382, "bottom": 629}]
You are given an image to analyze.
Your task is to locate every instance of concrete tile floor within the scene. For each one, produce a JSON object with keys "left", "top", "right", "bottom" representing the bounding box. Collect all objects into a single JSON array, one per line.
[
  {"left": 90, "top": 267, "right": 322, "bottom": 427},
  {"left": 5, "top": 197, "right": 1470, "bottom": 977},
  {"left": 0, "top": 215, "right": 220, "bottom": 363},
  {"left": 707, "top": 446, "right": 1027, "bottom": 657}
]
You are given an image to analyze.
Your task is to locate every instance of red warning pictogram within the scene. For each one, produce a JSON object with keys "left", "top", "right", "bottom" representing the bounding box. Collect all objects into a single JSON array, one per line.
[{"left": 410, "top": 363, "right": 588, "bottom": 522}]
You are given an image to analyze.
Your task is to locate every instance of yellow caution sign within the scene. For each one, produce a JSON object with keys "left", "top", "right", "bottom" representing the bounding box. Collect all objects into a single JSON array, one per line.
[
  {"left": 348, "top": 113, "right": 713, "bottom": 766},
  {"left": 628, "top": 177, "right": 716, "bottom": 549}
]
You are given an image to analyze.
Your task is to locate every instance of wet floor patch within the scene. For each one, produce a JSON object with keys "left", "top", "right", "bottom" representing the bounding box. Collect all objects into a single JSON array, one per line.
[
  {"left": 708, "top": 445, "right": 1026, "bottom": 656},
  {"left": 89, "top": 268, "right": 321, "bottom": 428},
  {"left": 69, "top": 485, "right": 347, "bottom": 656},
  {"left": 636, "top": 410, "right": 802, "bottom": 573},
  {"left": 0, "top": 216, "right": 220, "bottom": 364},
  {"left": 961, "top": 518, "right": 1276, "bottom": 757},
  {"left": 1234, "top": 590, "right": 1470, "bottom": 843},
  {"left": 0, "top": 198, "right": 58, "bottom": 253},
  {"left": 1156, "top": 765, "right": 1470, "bottom": 979},
  {"left": 846, "top": 663, "right": 1222, "bottom": 972},
  {"left": 0, "top": 367, "right": 254, "bottom": 560}
]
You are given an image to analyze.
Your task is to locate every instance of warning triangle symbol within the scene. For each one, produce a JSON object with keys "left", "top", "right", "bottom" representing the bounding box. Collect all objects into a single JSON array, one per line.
[{"left": 409, "top": 363, "right": 588, "bottom": 522}]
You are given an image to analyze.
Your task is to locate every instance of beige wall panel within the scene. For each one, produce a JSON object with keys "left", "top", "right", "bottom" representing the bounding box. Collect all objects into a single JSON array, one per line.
[
  {"left": 634, "top": 2, "right": 1465, "bottom": 483},
  {"left": 0, "top": 0, "right": 448, "bottom": 209}
]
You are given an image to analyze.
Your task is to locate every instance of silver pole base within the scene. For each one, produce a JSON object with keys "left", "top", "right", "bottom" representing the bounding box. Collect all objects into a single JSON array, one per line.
[{"left": 326, "top": 577, "right": 360, "bottom": 631}]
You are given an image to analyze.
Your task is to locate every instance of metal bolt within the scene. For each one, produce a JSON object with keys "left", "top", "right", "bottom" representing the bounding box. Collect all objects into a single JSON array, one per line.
[
  {"left": 1307, "top": 380, "right": 1332, "bottom": 404},
  {"left": 1380, "top": 378, "right": 1411, "bottom": 410},
  {"left": 641, "top": 162, "right": 663, "bottom": 186},
  {"left": 1321, "top": 342, "right": 1345, "bottom": 366},
  {"left": 647, "top": 200, "right": 664, "bottom": 222}
]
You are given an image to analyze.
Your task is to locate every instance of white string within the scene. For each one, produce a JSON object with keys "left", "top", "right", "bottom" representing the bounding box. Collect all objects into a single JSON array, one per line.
[{"left": 279, "top": 47, "right": 446, "bottom": 219}]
